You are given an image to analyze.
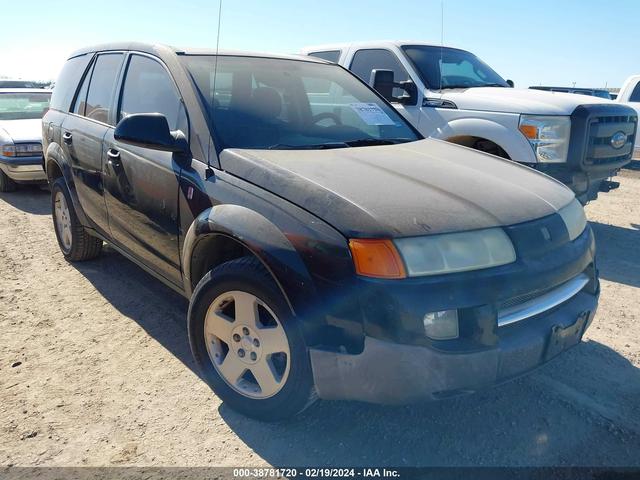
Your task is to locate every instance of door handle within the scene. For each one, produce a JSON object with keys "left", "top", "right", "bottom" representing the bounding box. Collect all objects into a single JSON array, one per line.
[
  {"left": 62, "top": 132, "right": 73, "bottom": 144},
  {"left": 107, "top": 148, "right": 121, "bottom": 166}
]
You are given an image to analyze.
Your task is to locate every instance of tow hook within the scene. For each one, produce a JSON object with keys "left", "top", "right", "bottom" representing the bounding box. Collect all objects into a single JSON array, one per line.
[{"left": 599, "top": 180, "right": 620, "bottom": 192}]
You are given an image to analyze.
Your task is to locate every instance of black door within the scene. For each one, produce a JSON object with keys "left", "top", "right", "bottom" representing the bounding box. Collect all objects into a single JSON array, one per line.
[
  {"left": 61, "top": 53, "right": 125, "bottom": 235},
  {"left": 103, "top": 54, "right": 188, "bottom": 285}
]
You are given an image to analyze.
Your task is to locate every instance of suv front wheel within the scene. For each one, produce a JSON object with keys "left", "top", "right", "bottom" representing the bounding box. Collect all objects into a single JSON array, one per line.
[{"left": 188, "top": 256, "right": 317, "bottom": 421}]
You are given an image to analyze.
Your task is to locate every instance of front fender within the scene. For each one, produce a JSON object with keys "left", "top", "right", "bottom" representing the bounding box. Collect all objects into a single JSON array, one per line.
[
  {"left": 45, "top": 142, "right": 90, "bottom": 226},
  {"left": 181, "top": 204, "right": 318, "bottom": 316},
  {"left": 435, "top": 117, "right": 537, "bottom": 164}
]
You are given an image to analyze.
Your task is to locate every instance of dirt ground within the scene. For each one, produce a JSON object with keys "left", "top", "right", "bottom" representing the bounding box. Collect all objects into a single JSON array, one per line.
[{"left": 0, "top": 170, "right": 639, "bottom": 468}]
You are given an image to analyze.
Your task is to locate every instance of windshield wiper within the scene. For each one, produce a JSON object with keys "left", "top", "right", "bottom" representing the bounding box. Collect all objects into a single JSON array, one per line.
[
  {"left": 345, "top": 138, "right": 413, "bottom": 147},
  {"left": 267, "top": 142, "right": 349, "bottom": 150}
]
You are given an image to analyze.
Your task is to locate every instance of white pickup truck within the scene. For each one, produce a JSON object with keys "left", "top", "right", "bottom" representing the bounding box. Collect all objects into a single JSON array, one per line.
[
  {"left": 301, "top": 42, "right": 638, "bottom": 203},
  {"left": 616, "top": 75, "right": 640, "bottom": 160}
]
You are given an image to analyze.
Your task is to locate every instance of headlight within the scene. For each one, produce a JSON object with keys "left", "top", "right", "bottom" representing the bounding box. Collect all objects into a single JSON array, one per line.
[
  {"left": 519, "top": 115, "right": 571, "bottom": 163},
  {"left": 1, "top": 143, "right": 43, "bottom": 157},
  {"left": 394, "top": 228, "right": 516, "bottom": 277},
  {"left": 558, "top": 198, "right": 587, "bottom": 241}
]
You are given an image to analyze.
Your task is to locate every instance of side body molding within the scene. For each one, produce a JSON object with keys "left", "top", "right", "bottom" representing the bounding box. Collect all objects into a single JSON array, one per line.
[{"left": 181, "top": 204, "right": 319, "bottom": 316}]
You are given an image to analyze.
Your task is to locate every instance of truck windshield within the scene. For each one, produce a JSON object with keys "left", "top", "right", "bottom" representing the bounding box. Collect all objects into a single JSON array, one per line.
[
  {"left": 402, "top": 45, "right": 509, "bottom": 90},
  {"left": 183, "top": 55, "right": 420, "bottom": 150},
  {"left": 0, "top": 92, "right": 51, "bottom": 120}
]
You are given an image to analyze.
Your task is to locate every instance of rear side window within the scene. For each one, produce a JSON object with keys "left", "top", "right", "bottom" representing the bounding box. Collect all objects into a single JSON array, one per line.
[
  {"left": 630, "top": 82, "right": 640, "bottom": 102},
  {"left": 119, "top": 55, "right": 186, "bottom": 132},
  {"left": 350, "top": 49, "right": 410, "bottom": 97},
  {"left": 49, "top": 54, "right": 92, "bottom": 112},
  {"left": 72, "top": 60, "right": 93, "bottom": 116},
  {"left": 84, "top": 53, "right": 125, "bottom": 125},
  {"left": 308, "top": 50, "right": 341, "bottom": 63}
]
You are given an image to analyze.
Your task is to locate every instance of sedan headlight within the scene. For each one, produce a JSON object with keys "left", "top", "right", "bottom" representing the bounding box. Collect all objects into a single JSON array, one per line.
[
  {"left": 558, "top": 198, "right": 587, "bottom": 241},
  {"left": 1, "top": 143, "right": 43, "bottom": 157},
  {"left": 394, "top": 228, "right": 516, "bottom": 277},
  {"left": 519, "top": 115, "right": 571, "bottom": 163}
]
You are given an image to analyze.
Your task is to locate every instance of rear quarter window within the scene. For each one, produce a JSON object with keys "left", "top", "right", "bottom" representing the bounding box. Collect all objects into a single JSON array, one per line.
[
  {"left": 49, "top": 54, "right": 93, "bottom": 112},
  {"left": 629, "top": 82, "right": 640, "bottom": 102},
  {"left": 308, "top": 50, "right": 341, "bottom": 63}
]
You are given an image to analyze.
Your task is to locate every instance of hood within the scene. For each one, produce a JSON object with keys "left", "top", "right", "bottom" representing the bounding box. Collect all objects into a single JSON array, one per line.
[
  {"left": 440, "top": 87, "right": 614, "bottom": 115},
  {"left": 220, "top": 139, "right": 575, "bottom": 238},
  {"left": 0, "top": 118, "right": 43, "bottom": 144}
]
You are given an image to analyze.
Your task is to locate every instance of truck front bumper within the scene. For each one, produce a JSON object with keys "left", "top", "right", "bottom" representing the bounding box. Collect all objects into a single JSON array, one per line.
[
  {"left": 310, "top": 289, "right": 598, "bottom": 404},
  {"left": 0, "top": 155, "right": 47, "bottom": 183}
]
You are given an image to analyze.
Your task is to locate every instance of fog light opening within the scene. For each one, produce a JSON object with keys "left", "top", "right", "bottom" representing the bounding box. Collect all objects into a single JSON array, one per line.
[{"left": 423, "top": 310, "right": 459, "bottom": 340}]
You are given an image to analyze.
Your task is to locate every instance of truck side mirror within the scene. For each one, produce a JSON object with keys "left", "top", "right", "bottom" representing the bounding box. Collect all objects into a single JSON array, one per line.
[
  {"left": 371, "top": 69, "right": 395, "bottom": 102},
  {"left": 506, "top": 79, "right": 514, "bottom": 88},
  {"left": 370, "top": 69, "right": 418, "bottom": 106}
]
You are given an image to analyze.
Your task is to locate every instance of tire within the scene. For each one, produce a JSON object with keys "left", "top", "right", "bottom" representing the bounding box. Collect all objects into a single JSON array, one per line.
[
  {"left": 188, "top": 256, "right": 317, "bottom": 421},
  {"left": 0, "top": 170, "right": 18, "bottom": 192},
  {"left": 51, "top": 178, "right": 103, "bottom": 261}
]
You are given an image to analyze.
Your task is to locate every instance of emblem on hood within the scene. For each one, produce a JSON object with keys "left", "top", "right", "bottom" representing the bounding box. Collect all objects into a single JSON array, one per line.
[{"left": 610, "top": 131, "right": 627, "bottom": 149}]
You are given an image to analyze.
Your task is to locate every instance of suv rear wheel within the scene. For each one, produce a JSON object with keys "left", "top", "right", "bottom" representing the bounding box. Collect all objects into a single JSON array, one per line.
[
  {"left": 188, "top": 256, "right": 317, "bottom": 421},
  {"left": 51, "top": 178, "right": 103, "bottom": 261}
]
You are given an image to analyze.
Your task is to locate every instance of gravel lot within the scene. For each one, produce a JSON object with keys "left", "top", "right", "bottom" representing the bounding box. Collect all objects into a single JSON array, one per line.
[{"left": 1, "top": 170, "right": 639, "bottom": 467}]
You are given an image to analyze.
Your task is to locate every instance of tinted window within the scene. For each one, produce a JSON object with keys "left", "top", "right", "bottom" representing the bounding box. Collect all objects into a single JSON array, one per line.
[
  {"left": 49, "top": 54, "right": 92, "bottom": 111},
  {"left": 84, "top": 53, "right": 124, "bottom": 125},
  {"left": 309, "top": 50, "right": 341, "bottom": 63},
  {"left": 72, "top": 61, "right": 93, "bottom": 116},
  {"left": 350, "top": 49, "right": 409, "bottom": 97},
  {"left": 119, "top": 55, "right": 185, "bottom": 131},
  {"left": 630, "top": 82, "right": 640, "bottom": 102},
  {"left": 184, "top": 55, "right": 419, "bottom": 150}
]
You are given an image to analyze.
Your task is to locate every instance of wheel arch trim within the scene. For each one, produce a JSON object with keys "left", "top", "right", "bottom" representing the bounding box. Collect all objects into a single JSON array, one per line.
[{"left": 181, "top": 204, "right": 319, "bottom": 316}]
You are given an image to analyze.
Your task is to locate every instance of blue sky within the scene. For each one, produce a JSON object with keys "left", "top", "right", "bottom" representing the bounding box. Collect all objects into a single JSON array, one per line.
[{"left": 1, "top": 0, "right": 638, "bottom": 88}]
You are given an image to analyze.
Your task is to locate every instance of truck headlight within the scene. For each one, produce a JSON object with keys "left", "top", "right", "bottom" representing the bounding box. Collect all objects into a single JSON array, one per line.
[
  {"left": 394, "top": 228, "right": 516, "bottom": 277},
  {"left": 519, "top": 115, "right": 571, "bottom": 163},
  {"left": 558, "top": 198, "right": 587, "bottom": 241}
]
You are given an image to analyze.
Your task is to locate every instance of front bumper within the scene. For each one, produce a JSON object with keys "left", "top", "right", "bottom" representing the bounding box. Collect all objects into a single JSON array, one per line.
[
  {"left": 0, "top": 155, "right": 46, "bottom": 183},
  {"left": 310, "top": 289, "right": 598, "bottom": 404}
]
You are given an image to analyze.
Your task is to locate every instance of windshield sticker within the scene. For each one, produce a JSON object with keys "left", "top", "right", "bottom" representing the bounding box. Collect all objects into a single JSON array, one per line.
[{"left": 349, "top": 103, "right": 396, "bottom": 126}]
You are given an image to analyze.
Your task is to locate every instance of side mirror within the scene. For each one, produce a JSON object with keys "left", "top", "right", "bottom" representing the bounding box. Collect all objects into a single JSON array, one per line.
[
  {"left": 114, "top": 113, "right": 189, "bottom": 154},
  {"left": 506, "top": 79, "right": 514, "bottom": 88},
  {"left": 371, "top": 69, "right": 395, "bottom": 102},
  {"left": 370, "top": 69, "right": 418, "bottom": 106}
]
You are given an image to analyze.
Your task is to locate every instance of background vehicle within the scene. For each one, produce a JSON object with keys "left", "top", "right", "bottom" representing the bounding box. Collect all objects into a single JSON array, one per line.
[
  {"left": 0, "top": 88, "right": 51, "bottom": 191},
  {"left": 302, "top": 42, "right": 638, "bottom": 203},
  {"left": 44, "top": 43, "right": 598, "bottom": 421},
  {"left": 617, "top": 75, "right": 640, "bottom": 159},
  {"left": 529, "top": 86, "right": 612, "bottom": 99}
]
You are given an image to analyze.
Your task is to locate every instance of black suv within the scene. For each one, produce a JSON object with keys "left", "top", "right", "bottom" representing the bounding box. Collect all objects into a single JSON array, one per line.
[{"left": 43, "top": 43, "right": 599, "bottom": 420}]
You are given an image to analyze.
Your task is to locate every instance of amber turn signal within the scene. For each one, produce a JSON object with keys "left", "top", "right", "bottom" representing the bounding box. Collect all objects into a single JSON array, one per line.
[
  {"left": 519, "top": 124, "right": 538, "bottom": 139},
  {"left": 349, "top": 239, "right": 407, "bottom": 279}
]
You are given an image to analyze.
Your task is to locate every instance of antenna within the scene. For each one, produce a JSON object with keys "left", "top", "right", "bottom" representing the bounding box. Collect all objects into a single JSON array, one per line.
[
  {"left": 439, "top": 0, "right": 444, "bottom": 91},
  {"left": 207, "top": 0, "right": 223, "bottom": 168}
]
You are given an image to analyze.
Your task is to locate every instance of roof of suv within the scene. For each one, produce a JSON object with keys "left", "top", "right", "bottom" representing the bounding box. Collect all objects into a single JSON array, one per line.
[{"left": 69, "top": 42, "right": 328, "bottom": 64}]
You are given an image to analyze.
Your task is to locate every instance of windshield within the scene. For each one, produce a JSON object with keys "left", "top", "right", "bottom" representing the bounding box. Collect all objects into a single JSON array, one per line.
[
  {"left": 183, "top": 56, "right": 420, "bottom": 150},
  {"left": 402, "top": 45, "right": 509, "bottom": 90},
  {"left": 0, "top": 92, "right": 51, "bottom": 120}
]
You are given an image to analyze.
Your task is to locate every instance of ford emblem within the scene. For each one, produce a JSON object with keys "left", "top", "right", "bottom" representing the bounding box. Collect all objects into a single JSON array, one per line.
[{"left": 610, "top": 131, "right": 627, "bottom": 149}]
